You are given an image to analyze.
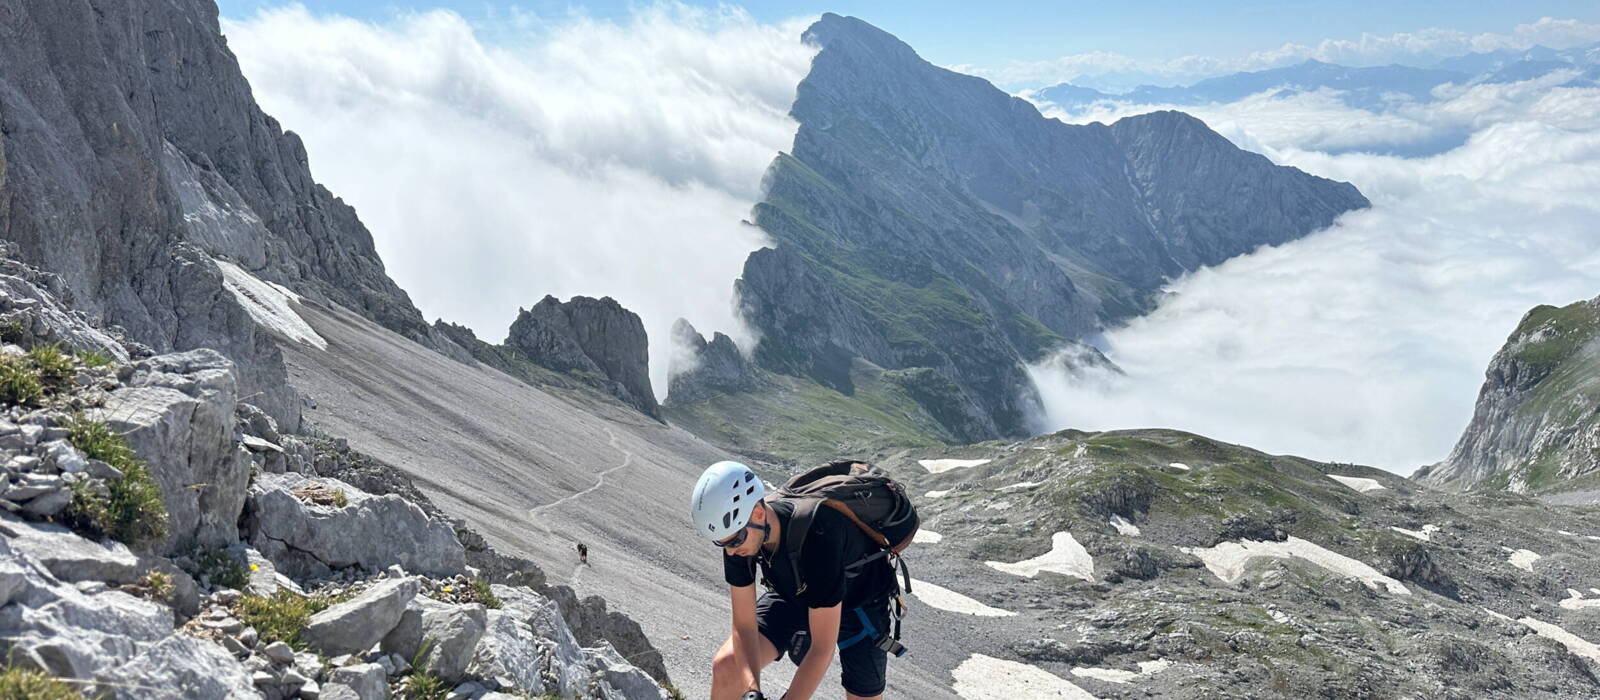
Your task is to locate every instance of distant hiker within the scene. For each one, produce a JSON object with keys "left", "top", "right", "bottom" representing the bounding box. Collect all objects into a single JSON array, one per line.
[
  {"left": 692, "top": 460, "right": 918, "bottom": 700},
  {"left": 577, "top": 542, "right": 588, "bottom": 565}
]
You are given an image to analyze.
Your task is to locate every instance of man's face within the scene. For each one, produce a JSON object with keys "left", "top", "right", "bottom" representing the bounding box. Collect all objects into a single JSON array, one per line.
[{"left": 722, "top": 505, "right": 766, "bottom": 557}]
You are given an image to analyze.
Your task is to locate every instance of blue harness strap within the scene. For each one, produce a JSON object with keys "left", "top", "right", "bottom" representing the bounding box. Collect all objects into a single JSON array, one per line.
[{"left": 836, "top": 607, "right": 878, "bottom": 650}]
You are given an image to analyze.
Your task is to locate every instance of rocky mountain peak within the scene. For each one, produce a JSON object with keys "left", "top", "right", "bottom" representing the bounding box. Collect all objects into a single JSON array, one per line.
[
  {"left": 506, "top": 296, "right": 659, "bottom": 418},
  {"left": 729, "top": 14, "right": 1369, "bottom": 441}
]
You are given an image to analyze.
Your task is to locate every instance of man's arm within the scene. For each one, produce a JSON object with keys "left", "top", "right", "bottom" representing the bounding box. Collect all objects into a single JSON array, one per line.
[
  {"left": 730, "top": 584, "right": 766, "bottom": 691},
  {"left": 783, "top": 604, "right": 841, "bottom": 700}
]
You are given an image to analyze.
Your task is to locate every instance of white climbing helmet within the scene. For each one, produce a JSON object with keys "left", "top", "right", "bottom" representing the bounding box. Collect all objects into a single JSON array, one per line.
[{"left": 691, "top": 461, "right": 765, "bottom": 543}]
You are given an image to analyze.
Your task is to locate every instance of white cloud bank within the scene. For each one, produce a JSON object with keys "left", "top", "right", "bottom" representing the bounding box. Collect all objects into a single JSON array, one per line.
[
  {"left": 221, "top": 4, "right": 817, "bottom": 395},
  {"left": 964, "top": 17, "right": 1600, "bottom": 89},
  {"left": 1027, "top": 78, "right": 1600, "bottom": 473}
]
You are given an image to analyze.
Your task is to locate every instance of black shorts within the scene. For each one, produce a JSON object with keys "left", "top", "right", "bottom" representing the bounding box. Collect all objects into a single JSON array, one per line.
[{"left": 755, "top": 591, "right": 890, "bottom": 697}]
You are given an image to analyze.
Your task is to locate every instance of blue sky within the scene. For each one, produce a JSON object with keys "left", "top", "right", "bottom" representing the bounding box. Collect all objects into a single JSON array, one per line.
[{"left": 217, "top": 0, "right": 1600, "bottom": 78}]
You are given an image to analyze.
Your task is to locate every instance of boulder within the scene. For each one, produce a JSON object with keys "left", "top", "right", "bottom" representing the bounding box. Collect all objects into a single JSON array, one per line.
[
  {"left": 302, "top": 577, "right": 420, "bottom": 656},
  {"left": 247, "top": 473, "right": 465, "bottom": 579},
  {"left": 95, "top": 349, "right": 252, "bottom": 553},
  {"left": 586, "top": 642, "right": 669, "bottom": 700},
  {"left": 505, "top": 585, "right": 589, "bottom": 697},
  {"left": 97, "top": 635, "right": 258, "bottom": 699},
  {"left": 547, "top": 586, "right": 670, "bottom": 685},
  {"left": 0, "top": 512, "right": 141, "bottom": 584},
  {"left": 466, "top": 598, "right": 547, "bottom": 695},
  {"left": 326, "top": 663, "right": 387, "bottom": 700},
  {"left": 380, "top": 597, "right": 485, "bottom": 683},
  {"left": 0, "top": 584, "right": 171, "bottom": 679}
]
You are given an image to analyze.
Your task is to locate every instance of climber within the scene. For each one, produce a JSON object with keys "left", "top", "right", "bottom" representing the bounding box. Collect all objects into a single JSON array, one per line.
[
  {"left": 692, "top": 460, "right": 901, "bottom": 700},
  {"left": 577, "top": 542, "right": 588, "bottom": 565}
]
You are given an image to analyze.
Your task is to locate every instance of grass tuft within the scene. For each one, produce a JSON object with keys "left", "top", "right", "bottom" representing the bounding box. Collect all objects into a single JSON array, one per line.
[
  {"left": 63, "top": 416, "right": 167, "bottom": 545},
  {"left": 0, "top": 666, "right": 82, "bottom": 700},
  {"left": 233, "top": 590, "right": 344, "bottom": 651},
  {"left": 27, "top": 345, "right": 76, "bottom": 394},
  {"left": 470, "top": 578, "right": 501, "bottom": 609},
  {"left": 75, "top": 349, "right": 114, "bottom": 369},
  {"left": 187, "top": 547, "right": 248, "bottom": 591},
  {"left": 0, "top": 354, "right": 44, "bottom": 406}
]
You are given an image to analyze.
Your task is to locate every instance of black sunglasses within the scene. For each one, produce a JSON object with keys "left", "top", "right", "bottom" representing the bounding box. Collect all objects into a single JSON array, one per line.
[{"left": 716, "top": 508, "right": 770, "bottom": 549}]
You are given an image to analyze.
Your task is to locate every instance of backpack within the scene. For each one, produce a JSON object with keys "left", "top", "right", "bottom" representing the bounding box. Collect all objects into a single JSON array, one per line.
[{"left": 765, "top": 459, "right": 918, "bottom": 655}]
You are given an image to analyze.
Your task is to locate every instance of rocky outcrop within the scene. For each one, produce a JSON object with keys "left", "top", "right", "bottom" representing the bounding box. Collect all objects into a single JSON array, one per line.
[
  {"left": 737, "top": 14, "right": 1369, "bottom": 440},
  {"left": 245, "top": 473, "right": 467, "bottom": 580},
  {"left": 1418, "top": 296, "right": 1600, "bottom": 493},
  {"left": 507, "top": 296, "right": 659, "bottom": 418},
  {"left": 99, "top": 349, "right": 254, "bottom": 554},
  {"left": 664, "top": 319, "right": 763, "bottom": 404}
]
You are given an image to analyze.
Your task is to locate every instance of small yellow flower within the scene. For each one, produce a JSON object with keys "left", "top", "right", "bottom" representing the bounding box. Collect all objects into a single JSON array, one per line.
[
  {"left": 249, "top": 564, "right": 260, "bottom": 571},
  {"left": 442, "top": 586, "right": 454, "bottom": 592}
]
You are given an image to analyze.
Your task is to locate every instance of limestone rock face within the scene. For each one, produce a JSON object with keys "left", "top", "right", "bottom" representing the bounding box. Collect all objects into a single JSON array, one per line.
[
  {"left": 0, "top": 0, "right": 457, "bottom": 430},
  {"left": 739, "top": 13, "right": 1370, "bottom": 439},
  {"left": 0, "top": 538, "right": 172, "bottom": 680},
  {"left": 245, "top": 473, "right": 466, "bottom": 580},
  {"left": 96, "top": 349, "right": 253, "bottom": 554},
  {"left": 664, "top": 320, "right": 763, "bottom": 404},
  {"left": 97, "top": 635, "right": 258, "bottom": 700},
  {"left": 1418, "top": 296, "right": 1600, "bottom": 493},
  {"left": 506, "top": 296, "right": 659, "bottom": 418}
]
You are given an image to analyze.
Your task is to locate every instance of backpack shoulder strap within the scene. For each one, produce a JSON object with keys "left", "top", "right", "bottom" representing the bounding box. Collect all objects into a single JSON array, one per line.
[{"left": 783, "top": 496, "right": 823, "bottom": 595}]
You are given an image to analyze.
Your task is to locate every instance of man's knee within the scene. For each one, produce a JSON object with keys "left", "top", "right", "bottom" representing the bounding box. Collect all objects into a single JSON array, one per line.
[{"left": 711, "top": 643, "right": 740, "bottom": 678}]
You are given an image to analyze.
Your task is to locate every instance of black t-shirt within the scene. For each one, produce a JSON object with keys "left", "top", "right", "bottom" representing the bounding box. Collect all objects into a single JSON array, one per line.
[{"left": 723, "top": 500, "right": 894, "bottom": 609}]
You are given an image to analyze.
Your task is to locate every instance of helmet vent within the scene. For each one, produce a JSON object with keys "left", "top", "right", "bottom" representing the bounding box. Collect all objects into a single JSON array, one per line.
[
  {"left": 732, "top": 494, "right": 740, "bottom": 503},
  {"left": 722, "top": 512, "right": 732, "bottom": 528},
  {"left": 732, "top": 507, "right": 741, "bottom": 522}
]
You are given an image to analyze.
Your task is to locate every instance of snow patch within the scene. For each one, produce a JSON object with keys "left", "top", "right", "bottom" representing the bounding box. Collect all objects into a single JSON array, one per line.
[
  {"left": 216, "top": 260, "right": 327, "bottom": 349},
  {"left": 1327, "top": 474, "right": 1385, "bottom": 493},
  {"left": 1167, "top": 462, "right": 1191, "bottom": 471},
  {"left": 910, "top": 580, "right": 1015, "bottom": 617},
  {"left": 1559, "top": 529, "right": 1600, "bottom": 541},
  {"left": 1182, "top": 536, "right": 1410, "bottom": 595},
  {"left": 1482, "top": 607, "right": 1514, "bottom": 622},
  {"left": 1518, "top": 617, "right": 1600, "bottom": 665},
  {"left": 1560, "top": 589, "right": 1600, "bottom": 610},
  {"left": 985, "top": 501, "right": 1016, "bottom": 511},
  {"left": 1389, "top": 524, "right": 1440, "bottom": 542},
  {"left": 914, "top": 530, "right": 943, "bottom": 544},
  {"left": 1109, "top": 514, "right": 1141, "bottom": 537},
  {"left": 985, "top": 531, "right": 1094, "bottom": 581},
  {"left": 952, "top": 654, "right": 1101, "bottom": 699},
  {"left": 1502, "top": 547, "right": 1541, "bottom": 572},
  {"left": 919, "top": 458, "right": 992, "bottom": 474},
  {"left": 1069, "top": 659, "right": 1171, "bottom": 685},
  {"left": 998, "top": 481, "right": 1044, "bottom": 491},
  {"left": 925, "top": 490, "right": 952, "bottom": 499}
]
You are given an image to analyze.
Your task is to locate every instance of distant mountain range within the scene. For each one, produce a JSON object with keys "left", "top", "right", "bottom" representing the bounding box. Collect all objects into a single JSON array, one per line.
[{"left": 1036, "top": 41, "right": 1600, "bottom": 114}]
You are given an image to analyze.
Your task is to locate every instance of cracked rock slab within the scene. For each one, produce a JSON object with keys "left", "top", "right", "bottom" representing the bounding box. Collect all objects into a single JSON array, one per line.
[{"left": 303, "top": 577, "right": 419, "bottom": 656}]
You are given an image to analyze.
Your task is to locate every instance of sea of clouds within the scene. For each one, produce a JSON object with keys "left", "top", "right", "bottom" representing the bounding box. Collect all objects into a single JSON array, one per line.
[
  {"left": 964, "top": 17, "right": 1600, "bottom": 91},
  {"left": 1025, "top": 77, "right": 1600, "bottom": 472},
  {"left": 221, "top": 4, "right": 816, "bottom": 396}
]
